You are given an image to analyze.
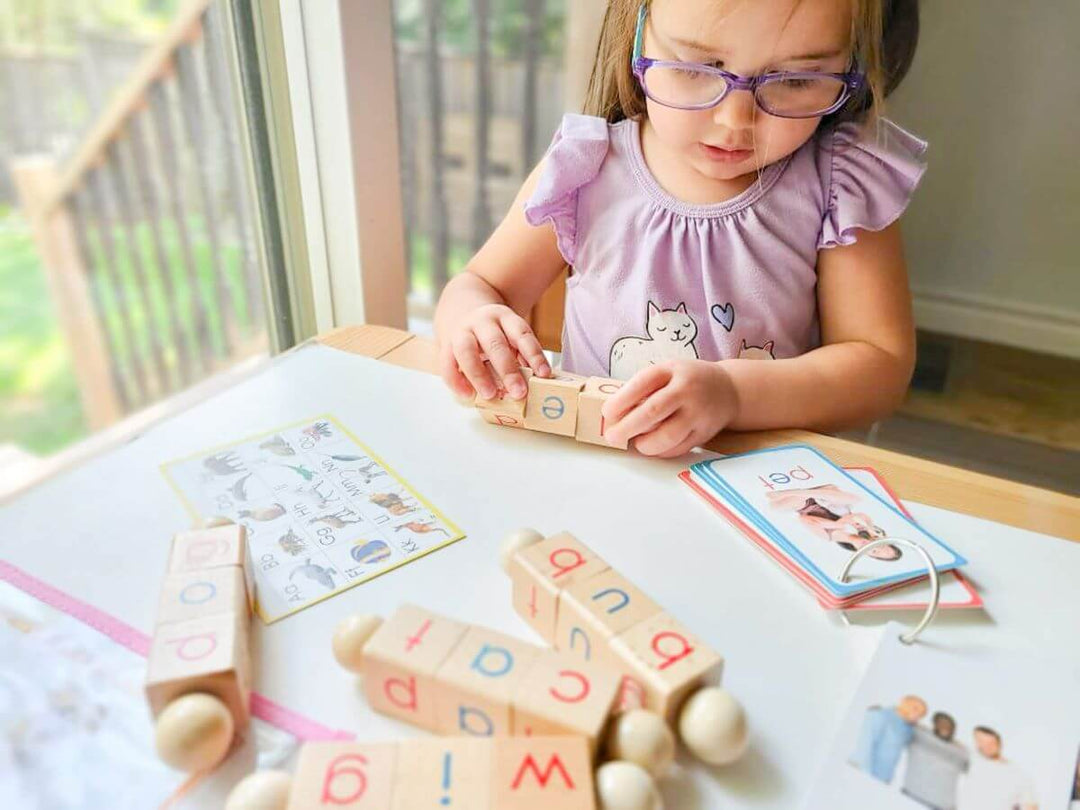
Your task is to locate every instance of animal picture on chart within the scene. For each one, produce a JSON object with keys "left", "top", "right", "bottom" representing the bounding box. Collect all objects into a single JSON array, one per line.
[
  {"left": 290, "top": 559, "right": 337, "bottom": 591},
  {"left": 609, "top": 301, "right": 700, "bottom": 379}
]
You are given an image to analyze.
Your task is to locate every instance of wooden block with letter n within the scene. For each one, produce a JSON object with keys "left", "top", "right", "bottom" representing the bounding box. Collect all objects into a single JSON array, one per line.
[
  {"left": 390, "top": 737, "right": 493, "bottom": 810},
  {"left": 574, "top": 377, "right": 628, "bottom": 449},
  {"left": 360, "top": 604, "right": 469, "bottom": 732},
  {"left": 492, "top": 736, "right": 595, "bottom": 810},
  {"left": 145, "top": 611, "right": 252, "bottom": 731},
  {"left": 608, "top": 611, "right": 723, "bottom": 723},
  {"left": 156, "top": 566, "right": 249, "bottom": 625},
  {"left": 523, "top": 372, "right": 586, "bottom": 437},
  {"left": 433, "top": 625, "right": 542, "bottom": 737},
  {"left": 507, "top": 531, "right": 609, "bottom": 643},
  {"left": 168, "top": 523, "right": 254, "bottom": 610},
  {"left": 510, "top": 650, "right": 621, "bottom": 755},
  {"left": 288, "top": 741, "right": 398, "bottom": 809}
]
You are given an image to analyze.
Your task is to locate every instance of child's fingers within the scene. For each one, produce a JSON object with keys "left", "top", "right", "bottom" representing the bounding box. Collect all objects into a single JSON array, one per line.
[
  {"left": 631, "top": 412, "right": 694, "bottom": 457},
  {"left": 604, "top": 384, "right": 681, "bottom": 445},
  {"left": 472, "top": 321, "right": 528, "bottom": 399},
  {"left": 452, "top": 332, "right": 500, "bottom": 400},
  {"left": 439, "top": 341, "right": 474, "bottom": 400},
  {"left": 500, "top": 313, "right": 551, "bottom": 378},
  {"left": 601, "top": 365, "right": 673, "bottom": 425}
]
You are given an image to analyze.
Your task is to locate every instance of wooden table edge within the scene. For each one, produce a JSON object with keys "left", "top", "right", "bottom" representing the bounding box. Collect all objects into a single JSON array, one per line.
[{"left": 318, "top": 325, "right": 1080, "bottom": 543}]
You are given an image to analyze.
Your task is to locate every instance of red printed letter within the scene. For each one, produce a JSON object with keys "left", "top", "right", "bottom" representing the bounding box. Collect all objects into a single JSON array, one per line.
[
  {"left": 167, "top": 631, "right": 218, "bottom": 661},
  {"left": 549, "top": 670, "right": 590, "bottom": 703},
  {"left": 511, "top": 753, "right": 575, "bottom": 790},
  {"left": 549, "top": 548, "right": 587, "bottom": 579},
  {"left": 322, "top": 753, "right": 369, "bottom": 804},
  {"left": 384, "top": 675, "right": 418, "bottom": 711},
  {"left": 651, "top": 631, "right": 694, "bottom": 671}
]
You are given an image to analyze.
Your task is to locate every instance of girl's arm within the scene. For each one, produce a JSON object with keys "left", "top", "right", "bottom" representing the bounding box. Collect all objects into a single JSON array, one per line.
[
  {"left": 602, "top": 223, "right": 915, "bottom": 454},
  {"left": 434, "top": 162, "right": 568, "bottom": 401}
]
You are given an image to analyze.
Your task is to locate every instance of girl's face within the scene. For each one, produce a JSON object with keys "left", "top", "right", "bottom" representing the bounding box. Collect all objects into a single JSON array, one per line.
[{"left": 643, "top": 0, "right": 853, "bottom": 183}]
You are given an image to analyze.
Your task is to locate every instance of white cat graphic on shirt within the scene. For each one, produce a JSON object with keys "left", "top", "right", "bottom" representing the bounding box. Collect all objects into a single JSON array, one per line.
[{"left": 609, "top": 302, "right": 699, "bottom": 379}]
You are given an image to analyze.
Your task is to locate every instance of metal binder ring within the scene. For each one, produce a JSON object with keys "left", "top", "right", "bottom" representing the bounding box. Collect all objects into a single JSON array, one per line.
[{"left": 838, "top": 538, "right": 941, "bottom": 645}]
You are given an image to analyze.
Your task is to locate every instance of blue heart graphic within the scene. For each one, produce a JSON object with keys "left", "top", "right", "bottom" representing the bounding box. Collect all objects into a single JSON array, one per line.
[{"left": 711, "top": 303, "right": 735, "bottom": 332}]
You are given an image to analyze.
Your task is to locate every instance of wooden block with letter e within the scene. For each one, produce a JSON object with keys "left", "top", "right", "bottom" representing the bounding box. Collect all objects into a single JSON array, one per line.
[
  {"left": 523, "top": 372, "right": 586, "bottom": 437},
  {"left": 491, "top": 736, "right": 595, "bottom": 810},
  {"left": 288, "top": 741, "right": 398, "bottom": 810},
  {"left": 360, "top": 604, "right": 469, "bottom": 732},
  {"left": 507, "top": 531, "right": 609, "bottom": 643},
  {"left": 574, "top": 377, "right": 628, "bottom": 449}
]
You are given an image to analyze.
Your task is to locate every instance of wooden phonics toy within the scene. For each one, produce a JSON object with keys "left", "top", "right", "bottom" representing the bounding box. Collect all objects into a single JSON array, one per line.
[
  {"left": 501, "top": 528, "right": 749, "bottom": 766},
  {"left": 146, "top": 520, "right": 254, "bottom": 772},
  {"left": 225, "top": 770, "right": 294, "bottom": 810},
  {"left": 283, "top": 736, "right": 601, "bottom": 810},
  {"left": 469, "top": 369, "right": 628, "bottom": 449},
  {"left": 331, "top": 604, "right": 627, "bottom": 755},
  {"left": 595, "top": 760, "right": 664, "bottom": 810}
]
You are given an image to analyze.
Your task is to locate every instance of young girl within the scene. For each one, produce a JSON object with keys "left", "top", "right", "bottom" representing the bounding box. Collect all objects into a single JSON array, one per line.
[{"left": 434, "top": 0, "right": 925, "bottom": 458}]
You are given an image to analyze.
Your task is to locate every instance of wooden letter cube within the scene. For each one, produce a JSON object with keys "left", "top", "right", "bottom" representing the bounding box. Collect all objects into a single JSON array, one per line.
[
  {"left": 434, "top": 625, "right": 542, "bottom": 737},
  {"left": 523, "top": 373, "right": 585, "bottom": 437},
  {"left": 289, "top": 742, "right": 398, "bottom": 809},
  {"left": 361, "top": 604, "right": 469, "bottom": 732},
  {"left": 169, "top": 524, "right": 254, "bottom": 610},
  {"left": 608, "top": 611, "right": 723, "bottom": 722},
  {"left": 479, "top": 410, "right": 526, "bottom": 430},
  {"left": 475, "top": 368, "right": 532, "bottom": 417},
  {"left": 554, "top": 569, "right": 661, "bottom": 665},
  {"left": 391, "top": 738, "right": 493, "bottom": 810},
  {"left": 145, "top": 611, "right": 251, "bottom": 731},
  {"left": 508, "top": 531, "right": 609, "bottom": 643},
  {"left": 511, "top": 650, "right": 621, "bottom": 755},
  {"left": 574, "top": 377, "right": 628, "bottom": 449},
  {"left": 492, "top": 736, "right": 595, "bottom": 810},
  {"left": 156, "top": 566, "right": 249, "bottom": 626}
]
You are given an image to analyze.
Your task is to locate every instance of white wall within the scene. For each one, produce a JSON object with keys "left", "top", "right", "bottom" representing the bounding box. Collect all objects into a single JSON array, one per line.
[{"left": 887, "top": 1, "right": 1080, "bottom": 358}]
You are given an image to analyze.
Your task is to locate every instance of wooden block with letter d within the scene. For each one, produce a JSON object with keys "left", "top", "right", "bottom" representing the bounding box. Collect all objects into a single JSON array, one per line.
[
  {"left": 507, "top": 531, "right": 609, "bottom": 643},
  {"left": 574, "top": 377, "right": 628, "bottom": 449},
  {"left": 288, "top": 741, "right": 398, "bottom": 809},
  {"left": 523, "top": 372, "right": 586, "bottom": 437},
  {"left": 360, "top": 604, "right": 469, "bottom": 732},
  {"left": 492, "top": 736, "right": 595, "bottom": 810},
  {"left": 608, "top": 611, "right": 723, "bottom": 723}
]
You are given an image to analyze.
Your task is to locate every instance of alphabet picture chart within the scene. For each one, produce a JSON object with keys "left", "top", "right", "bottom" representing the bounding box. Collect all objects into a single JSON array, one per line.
[{"left": 161, "top": 415, "right": 464, "bottom": 623}]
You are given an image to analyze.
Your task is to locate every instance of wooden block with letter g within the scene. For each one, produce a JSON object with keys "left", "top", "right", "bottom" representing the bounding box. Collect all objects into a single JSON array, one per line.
[{"left": 288, "top": 741, "right": 398, "bottom": 809}]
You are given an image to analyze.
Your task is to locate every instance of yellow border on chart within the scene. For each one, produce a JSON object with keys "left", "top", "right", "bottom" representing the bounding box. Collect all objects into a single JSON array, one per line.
[{"left": 159, "top": 413, "right": 466, "bottom": 624}]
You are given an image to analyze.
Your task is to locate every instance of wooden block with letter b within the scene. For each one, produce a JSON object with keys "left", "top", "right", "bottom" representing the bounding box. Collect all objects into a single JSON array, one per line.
[
  {"left": 288, "top": 741, "right": 398, "bottom": 810},
  {"left": 492, "top": 736, "right": 595, "bottom": 810},
  {"left": 507, "top": 531, "right": 609, "bottom": 643},
  {"left": 608, "top": 611, "right": 723, "bottom": 722},
  {"left": 360, "top": 604, "right": 469, "bottom": 732},
  {"left": 523, "top": 372, "right": 586, "bottom": 437},
  {"left": 574, "top": 377, "right": 628, "bottom": 449}
]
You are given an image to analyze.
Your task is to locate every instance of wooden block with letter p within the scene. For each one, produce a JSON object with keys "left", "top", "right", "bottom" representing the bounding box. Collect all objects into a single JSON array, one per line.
[
  {"left": 391, "top": 737, "right": 493, "bottom": 810},
  {"left": 608, "top": 611, "right": 723, "bottom": 723},
  {"left": 145, "top": 611, "right": 252, "bottom": 731},
  {"left": 168, "top": 524, "right": 254, "bottom": 610},
  {"left": 507, "top": 531, "right": 609, "bottom": 643},
  {"left": 433, "top": 624, "right": 542, "bottom": 737},
  {"left": 360, "top": 604, "right": 469, "bottom": 732},
  {"left": 156, "top": 566, "right": 249, "bottom": 626},
  {"left": 574, "top": 377, "right": 628, "bottom": 449},
  {"left": 511, "top": 650, "right": 621, "bottom": 755},
  {"left": 523, "top": 372, "right": 586, "bottom": 437},
  {"left": 288, "top": 741, "right": 398, "bottom": 810},
  {"left": 492, "top": 736, "right": 595, "bottom": 810}
]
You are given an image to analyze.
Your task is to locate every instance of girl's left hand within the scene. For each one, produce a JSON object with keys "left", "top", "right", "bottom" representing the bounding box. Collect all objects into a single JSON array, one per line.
[{"left": 600, "top": 360, "right": 740, "bottom": 458}]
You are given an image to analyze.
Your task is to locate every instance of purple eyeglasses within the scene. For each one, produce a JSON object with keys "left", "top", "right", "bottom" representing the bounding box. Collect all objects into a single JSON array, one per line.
[{"left": 631, "top": 4, "right": 865, "bottom": 119}]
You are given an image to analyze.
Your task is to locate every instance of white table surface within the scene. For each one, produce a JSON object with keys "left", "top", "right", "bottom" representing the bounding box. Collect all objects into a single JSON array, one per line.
[{"left": 3, "top": 343, "right": 1078, "bottom": 809}]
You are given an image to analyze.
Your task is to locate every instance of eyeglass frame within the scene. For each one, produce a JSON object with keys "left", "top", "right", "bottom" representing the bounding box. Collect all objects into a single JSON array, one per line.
[{"left": 630, "top": 3, "right": 866, "bottom": 119}]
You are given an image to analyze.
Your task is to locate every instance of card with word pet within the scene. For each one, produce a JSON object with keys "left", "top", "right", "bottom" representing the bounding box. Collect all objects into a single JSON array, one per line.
[
  {"left": 161, "top": 415, "right": 464, "bottom": 623},
  {"left": 682, "top": 445, "right": 967, "bottom": 605}
]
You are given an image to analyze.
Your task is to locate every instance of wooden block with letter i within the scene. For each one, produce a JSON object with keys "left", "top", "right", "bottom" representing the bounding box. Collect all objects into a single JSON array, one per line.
[
  {"left": 492, "top": 736, "right": 595, "bottom": 810},
  {"left": 511, "top": 650, "right": 621, "bottom": 755},
  {"left": 168, "top": 524, "right": 254, "bottom": 610},
  {"left": 608, "top": 611, "right": 723, "bottom": 723},
  {"left": 288, "top": 741, "right": 398, "bottom": 810},
  {"left": 156, "top": 566, "right": 249, "bottom": 625},
  {"left": 574, "top": 377, "right": 628, "bottom": 449},
  {"left": 508, "top": 531, "right": 609, "bottom": 643},
  {"left": 433, "top": 625, "right": 541, "bottom": 737},
  {"left": 360, "top": 604, "right": 469, "bottom": 732},
  {"left": 391, "top": 737, "right": 493, "bottom": 810},
  {"left": 523, "top": 372, "right": 585, "bottom": 437},
  {"left": 145, "top": 611, "right": 252, "bottom": 731}
]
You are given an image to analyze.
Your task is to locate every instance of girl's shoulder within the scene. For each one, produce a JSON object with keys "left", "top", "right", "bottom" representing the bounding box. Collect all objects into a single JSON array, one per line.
[{"left": 807, "top": 118, "right": 928, "bottom": 250}]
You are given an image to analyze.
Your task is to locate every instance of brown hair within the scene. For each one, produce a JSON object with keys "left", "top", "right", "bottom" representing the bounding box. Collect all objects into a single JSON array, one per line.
[{"left": 582, "top": 0, "right": 919, "bottom": 130}]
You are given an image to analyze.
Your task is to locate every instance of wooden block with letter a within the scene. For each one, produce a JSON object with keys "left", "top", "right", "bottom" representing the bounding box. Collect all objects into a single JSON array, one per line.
[
  {"left": 145, "top": 611, "right": 252, "bottom": 731},
  {"left": 608, "top": 611, "right": 723, "bottom": 722},
  {"left": 361, "top": 604, "right": 469, "bottom": 732},
  {"left": 156, "top": 566, "right": 249, "bottom": 625},
  {"left": 391, "top": 737, "right": 493, "bottom": 810},
  {"left": 511, "top": 650, "right": 621, "bottom": 755},
  {"left": 433, "top": 625, "right": 542, "bottom": 737},
  {"left": 288, "top": 741, "right": 398, "bottom": 809},
  {"left": 491, "top": 736, "right": 595, "bottom": 810},
  {"left": 523, "top": 372, "right": 586, "bottom": 437},
  {"left": 574, "top": 377, "right": 628, "bottom": 449},
  {"left": 508, "top": 531, "right": 609, "bottom": 643},
  {"left": 168, "top": 524, "right": 254, "bottom": 610}
]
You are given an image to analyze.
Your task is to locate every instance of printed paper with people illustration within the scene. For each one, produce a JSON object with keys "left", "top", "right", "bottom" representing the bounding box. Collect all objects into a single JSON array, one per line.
[
  {"left": 161, "top": 415, "right": 464, "bottom": 622},
  {"left": 804, "top": 626, "right": 1080, "bottom": 810},
  {"left": 689, "top": 445, "right": 966, "bottom": 598}
]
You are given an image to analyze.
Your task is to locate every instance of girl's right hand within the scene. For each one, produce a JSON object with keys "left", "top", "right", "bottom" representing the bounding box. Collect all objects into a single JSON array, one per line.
[{"left": 440, "top": 303, "right": 551, "bottom": 401}]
